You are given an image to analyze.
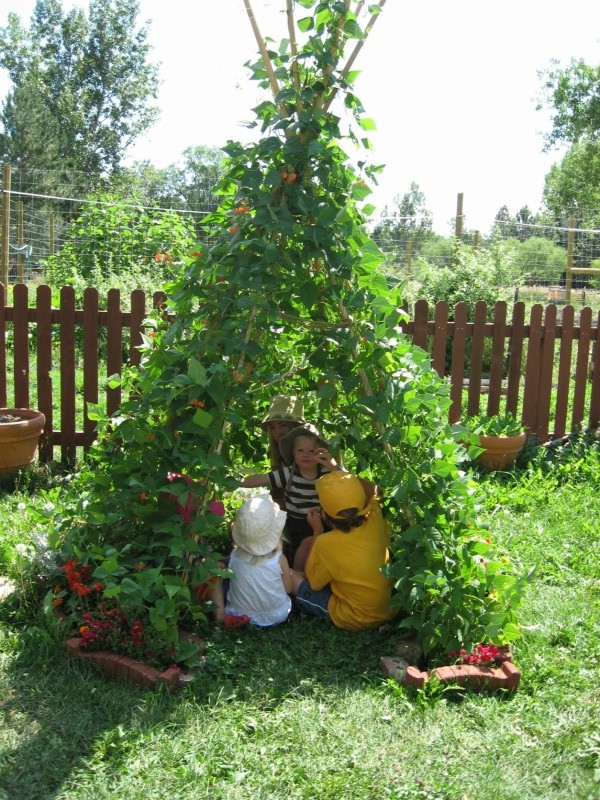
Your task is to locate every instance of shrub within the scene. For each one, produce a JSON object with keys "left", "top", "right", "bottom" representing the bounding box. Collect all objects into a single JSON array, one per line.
[{"left": 41, "top": 191, "right": 197, "bottom": 287}]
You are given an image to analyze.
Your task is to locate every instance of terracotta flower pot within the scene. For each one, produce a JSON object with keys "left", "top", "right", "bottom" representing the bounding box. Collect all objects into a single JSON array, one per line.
[
  {"left": 476, "top": 432, "right": 526, "bottom": 471},
  {"left": 0, "top": 408, "right": 46, "bottom": 477}
]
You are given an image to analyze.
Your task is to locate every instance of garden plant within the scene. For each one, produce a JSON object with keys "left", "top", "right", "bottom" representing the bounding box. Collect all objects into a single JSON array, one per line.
[{"left": 27, "top": 0, "right": 530, "bottom": 669}]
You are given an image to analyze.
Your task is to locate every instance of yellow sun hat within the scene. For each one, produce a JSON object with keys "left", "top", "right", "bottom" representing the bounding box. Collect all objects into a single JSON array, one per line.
[{"left": 315, "top": 471, "right": 369, "bottom": 520}]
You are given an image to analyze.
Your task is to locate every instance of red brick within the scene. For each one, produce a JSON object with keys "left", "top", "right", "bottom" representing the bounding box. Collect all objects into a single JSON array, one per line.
[
  {"left": 380, "top": 648, "right": 521, "bottom": 694},
  {"left": 65, "top": 637, "right": 181, "bottom": 691}
]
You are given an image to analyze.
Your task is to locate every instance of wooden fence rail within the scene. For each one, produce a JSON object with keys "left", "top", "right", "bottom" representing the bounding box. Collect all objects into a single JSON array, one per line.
[{"left": 1, "top": 284, "right": 599, "bottom": 462}]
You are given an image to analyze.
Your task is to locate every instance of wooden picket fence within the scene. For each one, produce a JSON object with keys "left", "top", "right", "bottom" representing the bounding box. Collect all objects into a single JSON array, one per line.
[{"left": 1, "top": 283, "right": 599, "bottom": 462}]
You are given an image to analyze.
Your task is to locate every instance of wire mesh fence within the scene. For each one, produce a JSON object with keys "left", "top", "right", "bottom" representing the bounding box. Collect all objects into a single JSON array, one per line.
[{"left": 1, "top": 166, "right": 600, "bottom": 311}]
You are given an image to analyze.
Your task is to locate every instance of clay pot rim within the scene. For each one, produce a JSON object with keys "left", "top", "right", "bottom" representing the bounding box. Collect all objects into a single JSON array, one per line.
[{"left": 0, "top": 408, "right": 45, "bottom": 431}]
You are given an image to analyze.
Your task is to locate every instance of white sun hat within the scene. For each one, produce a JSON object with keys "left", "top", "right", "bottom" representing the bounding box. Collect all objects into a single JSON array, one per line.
[{"left": 231, "top": 494, "right": 287, "bottom": 556}]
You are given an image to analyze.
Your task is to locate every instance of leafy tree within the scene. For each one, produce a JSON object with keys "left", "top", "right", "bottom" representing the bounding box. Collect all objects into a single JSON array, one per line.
[
  {"left": 0, "top": 82, "right": 64, "bottom": 173},
  {"left": 494, "top": 237, "right": 566, "bottom": 285},
  {"left": 538, "top": 57, "right": 600, "bottom": 149},
  {"left": 152, "top": 146, "right": 226, "bottom": 213},
  {"left": 372, "top": 182, "right": 433, "bottom": 256},
  {"left": 542, "top": 140, "right": 600, "bottom": 226},
  {"left": 45, "top": 1, "right": 529, "bottom": 666},
  {"left": 538, "top": 55, "right": 600, "bottom": 237},
  {"left": 408, "top": 242, "right": 514, "bottom": 318},
  {"left": 0, "top": 0, "right": 159, "bottom": 183},
  {"left": 492, "top": 205, "right": 541, "bottom": 241},
  {"left": 121, "top": 147, "right": 226, "bottom": 213}
]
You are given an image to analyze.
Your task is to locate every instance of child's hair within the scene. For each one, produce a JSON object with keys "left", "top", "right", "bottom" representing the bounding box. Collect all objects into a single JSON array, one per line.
[{"left": 323, "top": 506, "right": 371, "bottom": 533}]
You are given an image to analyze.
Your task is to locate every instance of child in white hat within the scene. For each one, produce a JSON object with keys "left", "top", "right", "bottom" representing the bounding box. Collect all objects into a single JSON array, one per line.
[{"left": 209, "top": 494, "right": 293, "bottom": 628}]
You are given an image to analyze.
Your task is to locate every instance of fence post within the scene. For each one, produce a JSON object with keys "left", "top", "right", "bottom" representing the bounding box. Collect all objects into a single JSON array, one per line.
[
  {"left": 454, "top": 192, "right": 463, "bottom": 241},
  {"left": 406, "top": 235, "right": 413, "bottom": 278},
  {"left": 18, "top": 201, "right": 24, "bottom": 283},
  {"left": 1, "top": 164, "right": 11, "bottom": 286},
  {"left": 565, "top": 216, "right": 574, "bottom": 304}
]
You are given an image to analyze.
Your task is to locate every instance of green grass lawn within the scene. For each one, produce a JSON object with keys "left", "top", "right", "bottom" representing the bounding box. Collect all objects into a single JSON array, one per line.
[{"left": 0, "top": 436, "right": 599, "bottom": 800}]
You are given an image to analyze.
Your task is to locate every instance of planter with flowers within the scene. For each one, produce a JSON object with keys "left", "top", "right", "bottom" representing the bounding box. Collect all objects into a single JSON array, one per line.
[
  {"left": 50, "top": 558, "right": 191, "bottom": 690},
  {"left": 0, "top": 408, "right": 45, "bottom": 477},
  {"left": 464, "top": 412, "right": 527, "bottom": 471}
]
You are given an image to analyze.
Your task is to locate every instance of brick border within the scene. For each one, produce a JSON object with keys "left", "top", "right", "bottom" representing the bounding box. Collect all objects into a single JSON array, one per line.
[
  {"left": 66, "top": 637, "right": 181, "bottom": 691},
  {"left": 380, "top": 648, "right": 520, "bottom": 693}
]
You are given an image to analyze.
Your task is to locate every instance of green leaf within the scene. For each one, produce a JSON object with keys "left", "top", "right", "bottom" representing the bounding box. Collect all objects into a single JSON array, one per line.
[
  {"left": 358, "top": 117, "right": 377, "bottom": 131},
  {"left": 298, "top": 281, "right": 321, "bottom": 310},
  {"left": 188, "top": 358, "right": 207, "bottom": 385},
  {"left": 192, "top": 408, "right": 214, "bottom": 428},
  {"left": 106, "top": 373, "right": 121, "bottom": 389}
]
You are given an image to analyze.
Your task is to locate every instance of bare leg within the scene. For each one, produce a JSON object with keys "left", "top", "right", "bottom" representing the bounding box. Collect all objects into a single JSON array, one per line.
[
  {"left": 209, "top": 577, "right": 225, "bottom": 622},
  {"left": 293, "top": 536, "right": 316, "bottom": 571},
  {"left": 289, "top": 568, "right": 306, "bottom": 595}
]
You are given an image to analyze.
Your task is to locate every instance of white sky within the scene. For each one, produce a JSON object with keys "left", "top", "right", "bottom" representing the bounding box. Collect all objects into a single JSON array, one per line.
[{"left": 1, "top": 0, "right": 600, "bottom": 234}]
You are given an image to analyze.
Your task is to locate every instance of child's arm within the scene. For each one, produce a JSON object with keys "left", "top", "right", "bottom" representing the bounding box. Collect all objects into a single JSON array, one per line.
[
  {"left": 358, "top": 477, "right": 378, "bottom": 505},
  {"left": 279, "top": 553, "right": 294, "bottom": 593},
  {"left": 314, "top": 448, "right": 339, "bottom": 471},
  {"left": 239, "top": 474, "right": 270, "bottom": 488}
]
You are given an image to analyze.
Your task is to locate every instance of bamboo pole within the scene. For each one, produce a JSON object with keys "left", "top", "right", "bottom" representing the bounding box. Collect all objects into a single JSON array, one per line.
[
  {"left": 1, "top": 164, "right": 11, "bottom": 286},
  {"left": 565, "top": 217, "right": 574, "bottom": 305},
  {"left": 286, "top": 0, "right": 302, "bottom": 113},
  {"left": 322, "top": 0, "right": 388, "bottom": 113},
  {"left": 243, "top": 0, "right": 287, "bottom": 117}
]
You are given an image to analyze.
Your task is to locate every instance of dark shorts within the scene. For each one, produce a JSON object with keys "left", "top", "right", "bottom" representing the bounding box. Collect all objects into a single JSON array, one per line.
[
  {"left": 295, "top": 579, "right": 331, "bottom": 618},
  {"left": 282, "top": 517, "right": 313, "bottom": 565}
]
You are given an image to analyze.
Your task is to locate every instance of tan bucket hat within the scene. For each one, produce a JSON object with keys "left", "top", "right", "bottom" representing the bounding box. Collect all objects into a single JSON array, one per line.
[
  {"left": 260, "top": 395, "right": 305, "bottom": 429},
  {"left": 278, "top": 422, "right": 329, "bottom": 466}
]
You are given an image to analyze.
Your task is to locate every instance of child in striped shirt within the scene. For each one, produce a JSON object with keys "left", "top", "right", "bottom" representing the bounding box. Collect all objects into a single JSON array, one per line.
[{"left": 240, "top": 423, "right": 340, "bottom": 566}]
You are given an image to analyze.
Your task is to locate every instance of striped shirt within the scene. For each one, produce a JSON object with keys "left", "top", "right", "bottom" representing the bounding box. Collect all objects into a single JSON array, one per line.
[{"left": 267, "top": 465, "right": 327, "bottom": 520}]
